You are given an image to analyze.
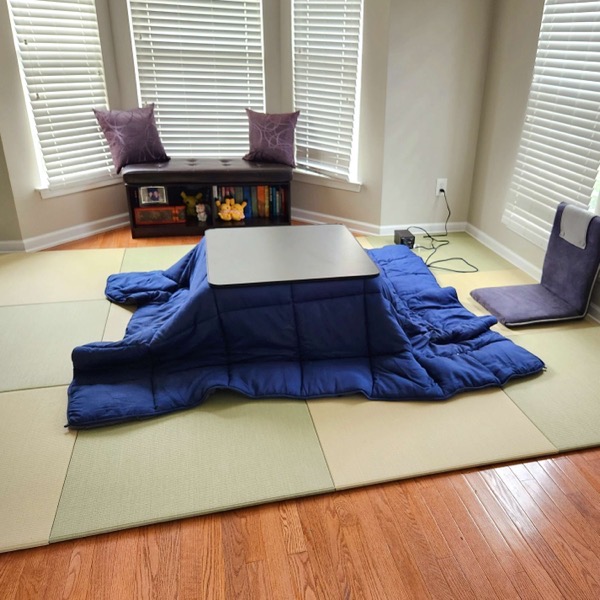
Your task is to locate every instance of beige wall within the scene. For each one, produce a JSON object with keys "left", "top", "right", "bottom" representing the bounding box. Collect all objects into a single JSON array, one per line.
[
  {"left": 0, "top": 136, "right": 21, "bottom": 242},
  {"left": 468, "top": 0, "right": 545, "bottom": 265},
  {"left": 380, "top": 0, "right": 493, "bottom": 230}
]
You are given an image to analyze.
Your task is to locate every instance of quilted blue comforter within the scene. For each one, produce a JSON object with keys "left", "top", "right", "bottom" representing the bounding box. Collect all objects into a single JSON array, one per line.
[{"left": 67, "top": 241, "right": 544, "bottom": 428}]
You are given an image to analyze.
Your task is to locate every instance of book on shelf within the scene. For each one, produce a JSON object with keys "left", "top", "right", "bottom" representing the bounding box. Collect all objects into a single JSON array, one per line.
[{"left": 211, "top": 184, "right": 287, "bottom": 220}]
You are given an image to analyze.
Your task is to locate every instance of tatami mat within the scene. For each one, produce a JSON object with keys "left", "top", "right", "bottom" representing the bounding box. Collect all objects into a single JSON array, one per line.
[
  {"left": 102, "top": 303, "right": 135, "bottom": 342},
  {"left": 503, "top": 326, "right": 600, "bottom": 451},
  {"left": 120, "top": 245, "right": 195, "bottom": 273},
  {"left": 307, "top": 390, "right": 557, "bottom": 490},
  {"left": 50, "top": 392, "right": 334, "bottom": 543},
  {"left": 0, "top": 249, "right": 124, "bottom": 306},
  {"left": 0, "top": 387, "right": 76, "bottom": 552},
  {"left": 364, "top": 233, "right": 514, "bottom": 272},
  {"left": 0, "top": 301, "right": 110, "bottom": 392},
  {"left": 1, "top": 240, "right": 598, "bottom": 554}
]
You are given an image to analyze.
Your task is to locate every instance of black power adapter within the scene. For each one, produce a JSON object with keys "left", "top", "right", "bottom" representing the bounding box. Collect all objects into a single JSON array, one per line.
[{"left": 394, "top": 229, "right": 415, "bottom": 248}]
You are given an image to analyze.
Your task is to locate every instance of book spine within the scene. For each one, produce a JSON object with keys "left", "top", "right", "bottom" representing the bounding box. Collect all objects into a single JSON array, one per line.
[{"left": 251, "top": 187, "right": 258, "bottom": 216}]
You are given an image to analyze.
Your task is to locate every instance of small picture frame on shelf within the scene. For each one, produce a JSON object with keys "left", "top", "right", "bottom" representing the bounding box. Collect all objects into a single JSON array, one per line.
[{"left": 139, "top": 186, "right": 168, "bottom": 205}]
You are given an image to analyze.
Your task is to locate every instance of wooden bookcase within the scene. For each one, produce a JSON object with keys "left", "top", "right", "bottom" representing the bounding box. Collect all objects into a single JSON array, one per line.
[{"left": 122, "top": 158, "right": 293, "bottom": 238}]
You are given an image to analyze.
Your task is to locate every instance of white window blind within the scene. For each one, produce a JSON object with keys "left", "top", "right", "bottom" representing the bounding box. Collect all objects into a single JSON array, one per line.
[
  {"left": 8, "top": 0, "right": 113, "bottom": 189},
  {"left": 292, "top": 0, "right": 363, "bottom": 181},
  {"left": 129, "top": 0, "right": 265, "bottom": 157},
  {"left": 503, "top": 0, "right": 600, "bottom": 248}
]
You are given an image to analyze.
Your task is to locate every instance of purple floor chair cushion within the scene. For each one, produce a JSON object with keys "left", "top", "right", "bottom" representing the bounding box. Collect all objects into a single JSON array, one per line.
[{"left": 471, "top": 203, "right": 600, "bottom": 326}]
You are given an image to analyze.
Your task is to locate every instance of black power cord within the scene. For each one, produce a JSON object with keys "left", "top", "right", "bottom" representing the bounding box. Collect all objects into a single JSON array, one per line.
[{"left": 408, "top": 190, "right": 479, "bottom": 273}]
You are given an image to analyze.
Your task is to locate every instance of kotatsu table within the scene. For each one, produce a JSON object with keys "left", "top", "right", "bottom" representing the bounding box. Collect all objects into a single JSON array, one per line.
[
  {"left": 67, "top": 223, "right": 544, "bottom": 429},
  {"left": 205, "top": 224, "right": 380, "bottom": 287}
]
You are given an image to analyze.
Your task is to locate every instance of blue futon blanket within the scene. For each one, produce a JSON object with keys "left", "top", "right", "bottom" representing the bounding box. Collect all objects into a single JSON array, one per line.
[{"left": 67, "top": 242, "right": 544, "bottom": 428}]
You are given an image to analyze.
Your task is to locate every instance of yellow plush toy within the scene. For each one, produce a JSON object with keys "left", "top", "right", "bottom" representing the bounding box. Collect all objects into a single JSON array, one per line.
[
  {"left": 230, "top": 199, "right": 247, "bottom": 221},
  {"left": 216, "top": 197, "right": 247, "bottom": 221},
  {"left": 180, "top": 191, "right": 203, "bottom": 217},
  {"left": 216, "top": 198, "right": 233, "bottom": 221}
]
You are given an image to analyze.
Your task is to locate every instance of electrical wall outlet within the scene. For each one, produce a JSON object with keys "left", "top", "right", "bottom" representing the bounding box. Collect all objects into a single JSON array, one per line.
[{"left": 436, "top": 178, "right": 447, "bottom": 197}]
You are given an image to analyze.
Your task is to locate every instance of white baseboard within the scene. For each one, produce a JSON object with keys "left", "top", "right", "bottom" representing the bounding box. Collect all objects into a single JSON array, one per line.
[
  {"left": 1, "top": 213, "right": 130, "bottom": 253},
  {"left": 465, "top": 223, "right": 543, "bottom": 280},
  {"left": 290, "top": 208, "right": 381, "bottom": 235},
  {"left": 379, "top": 221, "right": 468, "bottom": 236},
  {"left": 0, "top": 239, "right": 26, "bottom": 253},
  {"left": 291, "top": 207, "right": 467, "bottom": 237}
]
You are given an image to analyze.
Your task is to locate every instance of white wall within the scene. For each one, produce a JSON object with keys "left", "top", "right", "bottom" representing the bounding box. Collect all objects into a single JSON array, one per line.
[
  {"left": 468, "top": 0, "right": 545, "bottom": 266},
  {"left": 380, "top": 0, "right": 493, "bottom": 231}
]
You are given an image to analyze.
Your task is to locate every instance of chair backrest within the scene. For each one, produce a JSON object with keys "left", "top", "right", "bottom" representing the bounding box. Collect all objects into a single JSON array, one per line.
[{"left": 541, "top": 202, "right": 600, "bottom": 314}]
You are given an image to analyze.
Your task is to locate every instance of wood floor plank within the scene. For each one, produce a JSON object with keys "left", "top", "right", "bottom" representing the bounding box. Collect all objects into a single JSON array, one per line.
[
  {"left": 581, "top": 447, "right": 600, "bottom": 463},
  {"left": 564, "top": 453, "right": 600, "bottom": 497},
  {"left": 383, "top": 481, "right": 455, "bottom": 599},
  {"left": 0, "top": 548, "right": 25, "bottom": 600},
  {"left": 295, "top": 495, "right": 356, "bottom": 600},
  {"left": 432, "top": 474, "right": 521, "bottom": 599},
  {"left": 256, "top": 502, "right": 299, "bottom": 600},
  {"left": 497, "top": 466, "right": 600, "bottom": 598},
  {"left": 105, "top": 528, "right": 142, "bottom": 599},
  {"left": 524, "top": 460, "right": 600, "bottom": 555},
  {"left": 367, "top": 484, "right": 432, "bottom": 599},
  {"left": 278, "top": 500, "right": 307, "bottom": 555},
  {"left": 421, "top": 486, "right": 495, "bottom": 599},
  {"left": 448, "top": 473, "right": 543, "bottom": 600},
  {"left": 339, "top": 489, "right": 413, "bottom": 600},
  {"left": 292, "top": 498, "right": 343, "bottom": 600},
  {"left": 58, "top": 537, "right": 96, "bottom": 600},
  {"left": 286, "top": 551, "right": 323, "bottom": 600},
  {"left": 516, "top": 468, "right": 600, "bottom": 587},
  {"left": 246, "top": 559, "right": 274, "bottom": 600},
  {"left": 179, "top": 514, "right": 226, "bottom": 600},
  {"left": 222, "top": 510, "right": 251, "bottom": 600},
  {"left": 480, "top": 468, "right": 591, "bottom": 599},
  {"left": 437, "top": 556, "right": 477, "bottom": 600},
  {"left": 464, "top": 471, "right": 564, "bottom": 600},
  {"left": 538, "top": 458, "right": 600, "bottom": 535}
]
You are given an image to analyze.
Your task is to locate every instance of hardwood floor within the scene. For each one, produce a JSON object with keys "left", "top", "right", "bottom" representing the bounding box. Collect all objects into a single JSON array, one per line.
[
  {"left": 3, "top": 227, "right": 600, "bottom": 599},
  {"left": 50, "top": 226, "right": 203, "bottom": 250}
]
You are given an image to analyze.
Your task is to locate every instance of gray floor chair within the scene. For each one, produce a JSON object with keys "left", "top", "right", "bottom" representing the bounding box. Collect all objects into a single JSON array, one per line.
[{"left": 470, "top": 202, "right": 600, "bottom": 327}]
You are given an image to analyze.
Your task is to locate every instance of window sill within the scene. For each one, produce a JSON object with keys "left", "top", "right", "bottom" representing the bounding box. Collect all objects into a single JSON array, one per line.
[
  {"left": 293, "top": 170, "right": 362, "bottom": 193},
  {"left": 38, "top": 175, "right": 122, "bottom": 199}
]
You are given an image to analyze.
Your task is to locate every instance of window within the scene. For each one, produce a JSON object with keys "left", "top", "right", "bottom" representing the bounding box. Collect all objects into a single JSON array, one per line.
[
  {"left": 8, "top": 0, "right": 113, "bottom": 190},
  {"left": 503, "top": 0, "right": 600, "bottom": 248},
  {"left": 292, "top": 0, "right": 363, "bottom": 182},
  {"left": 128, "top": 0, "right": 265, "bottom": 157}
]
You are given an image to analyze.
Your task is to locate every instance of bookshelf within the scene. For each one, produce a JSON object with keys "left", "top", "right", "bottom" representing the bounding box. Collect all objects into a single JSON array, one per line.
[{"left": 122, "top": 158, "right": 292, "bottom": 238}]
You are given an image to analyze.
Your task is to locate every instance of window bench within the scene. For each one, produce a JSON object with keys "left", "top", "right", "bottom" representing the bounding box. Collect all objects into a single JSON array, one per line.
[{"left": 121, "top": 158, "right": 293, "bottom": 238}]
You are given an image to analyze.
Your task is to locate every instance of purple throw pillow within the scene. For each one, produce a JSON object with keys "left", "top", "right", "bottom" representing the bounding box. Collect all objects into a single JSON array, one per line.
[
  {"left": 93, "top": 103, "right": 170, "bottom": 173},
  {"left": 243, "top": 108, "right": 300, "bottom": 167}
]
